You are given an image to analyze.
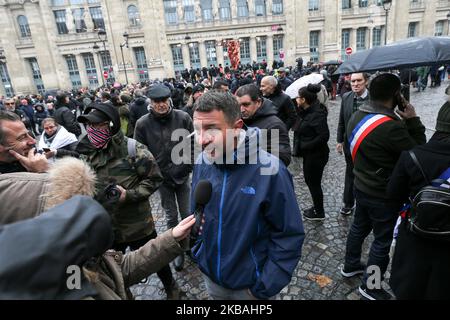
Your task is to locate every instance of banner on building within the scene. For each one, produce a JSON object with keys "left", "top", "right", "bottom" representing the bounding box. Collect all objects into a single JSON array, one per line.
[{"left": 227, "top": 40, "right": 240, "bottom": 70}]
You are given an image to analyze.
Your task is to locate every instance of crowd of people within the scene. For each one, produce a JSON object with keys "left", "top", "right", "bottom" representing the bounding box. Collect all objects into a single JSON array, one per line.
[{"left": 0, "top": 59, "right": 449, "bottom": 300}]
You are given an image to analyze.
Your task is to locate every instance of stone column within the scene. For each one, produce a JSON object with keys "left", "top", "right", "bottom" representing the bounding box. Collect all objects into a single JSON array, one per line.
[
  {"left": 216, "top": 41, "right": 224, "bottom": 67},
  {"left": 76, "top": 54, "right": 89, "bottom": 88},
  {"left": 266, "top": 34, "right": 274, "bottom": 69},
  {"left": 267, "top": 0, "right": 273, "bottom": 17},
  {"left": 351, "top": 28, "right": 357, "bottom": 53},
  {"left": 248, "top": 0, "right": 255, "bottom": 16},
  {"left": 231, "top": 0, "right": 237, "bottom": 19},
  {"left": 199, "top": 41, "right": 208, "bottom": 68},
  {"left": 250, "top": 36, "right": 258, "bottom": 62},
  {"left": 182, "top": 43, "right": 191, "bottom": 69}
]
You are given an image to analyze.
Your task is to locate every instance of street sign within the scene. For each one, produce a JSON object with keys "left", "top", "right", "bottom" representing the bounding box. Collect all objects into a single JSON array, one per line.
[
  {"left": 279, "top": 49, "right": 285, "bottom": 60},
  {"left": 103, "top": 71, "right": 108, "bottom": 79},
  {"left": 345, "top": 47, "right": 353, "bottom": 55}
]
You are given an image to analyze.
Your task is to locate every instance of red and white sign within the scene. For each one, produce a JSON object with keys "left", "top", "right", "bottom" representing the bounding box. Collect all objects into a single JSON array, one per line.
[
  {"left": 103, "top": 71, "right": 108, "bottom": 79},
  {"left": 279, "top": 49, "right": 285, "bottom": 60},
  {"left": 345, "top": 47, "right": 353, "bottom": 55}
]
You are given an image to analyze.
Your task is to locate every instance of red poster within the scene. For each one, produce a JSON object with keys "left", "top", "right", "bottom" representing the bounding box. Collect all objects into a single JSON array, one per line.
[{"left": 227, "top": 40, "right": 241, "bottom": 70}]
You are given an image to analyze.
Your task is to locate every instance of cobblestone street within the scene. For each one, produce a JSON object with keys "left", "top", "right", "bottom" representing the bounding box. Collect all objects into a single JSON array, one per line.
[{"left": 131, "top": 82, "right": 449, "bottom": 300}]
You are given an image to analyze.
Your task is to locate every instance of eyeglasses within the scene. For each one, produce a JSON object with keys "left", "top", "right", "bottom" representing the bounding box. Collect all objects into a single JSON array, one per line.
[{"left": 5, "top": 102, "right": 15, "bottom": 105}]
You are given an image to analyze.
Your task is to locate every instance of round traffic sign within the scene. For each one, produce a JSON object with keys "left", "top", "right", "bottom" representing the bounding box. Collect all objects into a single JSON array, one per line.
[
  {"left": 103, "top": 71, "right": 108, "bottom": 79},
  {"left": 345, "top": 47, "right": 353, "bottom": 55}
]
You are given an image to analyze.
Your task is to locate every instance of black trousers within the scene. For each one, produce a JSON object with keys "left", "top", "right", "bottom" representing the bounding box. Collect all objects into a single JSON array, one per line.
[
  {"left": 303, "top": 151, "right": 329, "bottom": 214},
  {"left": 113, "top": 231, "right": 174, "bottom": 288},
  {"left": 343, "top": 148, "right": 355, "bottom": 208}
]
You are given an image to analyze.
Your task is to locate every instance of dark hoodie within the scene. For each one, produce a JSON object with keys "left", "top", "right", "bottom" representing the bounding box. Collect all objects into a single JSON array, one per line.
[
  {"left": 243, "top": 98, "right": 291, "bottom": 166},
  {"left": 129, "top": 97, "right": 149, "bottom": 129}
]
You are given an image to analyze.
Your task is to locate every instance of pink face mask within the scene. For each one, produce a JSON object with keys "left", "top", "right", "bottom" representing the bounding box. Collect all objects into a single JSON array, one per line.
[{"left": 86, "top": 126, "right": 112, "bottom": 149}]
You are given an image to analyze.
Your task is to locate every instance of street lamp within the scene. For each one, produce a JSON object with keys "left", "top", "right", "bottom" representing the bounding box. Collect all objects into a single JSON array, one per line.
[
  {"left": 119, "top": 32, "right": 129, "bottom": 85},
  {"left": 383, "top": 0, "right": 392, "bottom": 45},
  {"left": 97, "top": 29, "right": 109, "bottom": 84}
]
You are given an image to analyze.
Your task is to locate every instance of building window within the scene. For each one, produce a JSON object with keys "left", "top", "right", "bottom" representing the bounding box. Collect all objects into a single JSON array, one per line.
[
  {"left": 89, "top": 6, "right": 105, "bottom": 30},
  {"left": 17, "top": 15, "right": 31, "bottom": 38},
  {"left": 310, "top": 31, "right": 320, "bottom": 62},
  {"left": 73, "top": 8, "right": 87, "bottom": 33},
  {"left": 64, "top": 55, "right": 82, "bottom": 89},
  {"left": 205, "top": 40, "right": 217, "bottom": 66},
  {"left": 256, "top": 36, "right": 267, "bottom": 62},
  {"left": 127, "top": 5, "right": 141, "bottom": 26},
  {"left": 273, "top": 35, "right": 283, "bottom": 60},
  {"left": 219, "top": 0, "right": 231, "bottom": 21},
  {"left": 82, "top": 53, "right": 98, "bottom": 88},
  {"left": 171, "top": 44, "right": 184, "bottom": 71},
  {"left": 70, "top": 0, "right": 84, "bottom": 4},
  {"left": 358, "top": 0, "right": 368, "bottom": 7},
  {"left": 237, "top": 0, "right": 249, "bottom": 18},
  {"left": 183, "top": 0, "right": 195, "bottom": 23},
  {"left": 99, "top": 51, "right": 115, "bottom": 83},
  {"left": 341, "top": 29, "right": 350, "bottom": 60},
  {"left": 201, "top": 0, "right": 213, "bottom": 21},
  {"left": 0, "top": 63, "right": 14, "bottom": 97},
  {"left": 356, "top": 27, "right": 366, "bottom": 51},
  {"left": 408, "top": 22, "right": 418, "bottom": 37},
  {"left": 342, "top": 0, "right": 351, "bottom": 9},
  {"left": 240, "top": 38, "right": 250, "bottom": 64},
  {"left": 27, "top": 58, "right": 45, "bottom": 95},
  {"left": 54, "top": 10, "right": 68, "bottom": 34},
  {"left": 309, "top": 0, "right": 319, "bottom": 11},
  {"left": 163, "top": 0, "right": 178, "bottom": 25},
  {"left": 272, "top": 0, "right": 283, "bottom": 14},
  {"left": 134, "top": 47, "right": 149, "bottom": 81},
  {"left": 373, "top": 27, "right": 382, "bottom": 47},
  {"left": 189, "top": 42, "right": 201, "bottom": 69},
  {"left": 435, "top": 20, "right": 444, "bottom": 36},
  {"left": 255, "top": 0, "right": 266, "bottom": 16},
  {"left": 51, "top": 0, "right": 65, "bottom": 6}
]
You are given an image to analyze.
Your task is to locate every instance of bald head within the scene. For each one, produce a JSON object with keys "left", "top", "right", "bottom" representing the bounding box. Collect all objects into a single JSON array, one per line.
[{"left": 260, "top": 76, "right": 278, "bottom": 97}]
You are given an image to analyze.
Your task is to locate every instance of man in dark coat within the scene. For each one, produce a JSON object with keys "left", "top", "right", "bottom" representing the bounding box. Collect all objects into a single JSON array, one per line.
[
  {"left": 236, "top": 84, "right": 291, "bottom": 166},
  {"left": 129, "top": 89, "right": 149, "bottom": 131},
  {"left": 260, "top": 75, "right": 297, "bottom": 131},
  {"left": 336, "top": 73, "right": 370, "bottom": 216},
  {"left": 386, "top": 99, "right": 450, "bottom": 300},
  {"left": 54, "top": 93, "right": 81, "bottom": 137},
  {"left": 134, "top": 84, "right": 194, "bottom": 272}
]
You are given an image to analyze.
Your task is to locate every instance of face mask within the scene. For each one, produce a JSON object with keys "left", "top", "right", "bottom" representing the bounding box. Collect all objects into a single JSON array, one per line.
[{"left": 86, "top": 126, "right": 112, "bottom": 149}]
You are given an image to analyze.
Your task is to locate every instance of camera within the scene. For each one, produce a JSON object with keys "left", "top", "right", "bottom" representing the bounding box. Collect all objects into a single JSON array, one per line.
[{"left": 103, "top": 183, "right": 121, "bottom": 201}]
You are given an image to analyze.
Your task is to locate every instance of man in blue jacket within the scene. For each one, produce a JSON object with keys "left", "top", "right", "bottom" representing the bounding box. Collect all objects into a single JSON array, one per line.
[{"left": 191, "top": 90, "right": 305, "bottom": 300}]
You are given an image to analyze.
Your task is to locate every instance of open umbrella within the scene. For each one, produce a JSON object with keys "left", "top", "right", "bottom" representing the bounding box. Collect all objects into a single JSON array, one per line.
[
  {"left": 322, "top": 59, "right": 342, "bottom": 66},
  {"left": 335, "top": 36, "right": 450, "bottom": 74},
  {"left": 285, "top": 73, "right": 324, "bottom": 99}
]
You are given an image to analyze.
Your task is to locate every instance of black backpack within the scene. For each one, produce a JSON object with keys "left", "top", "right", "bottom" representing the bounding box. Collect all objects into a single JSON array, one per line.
[{"left": 408, "top": 151, "right": 450, "bottom": 241}]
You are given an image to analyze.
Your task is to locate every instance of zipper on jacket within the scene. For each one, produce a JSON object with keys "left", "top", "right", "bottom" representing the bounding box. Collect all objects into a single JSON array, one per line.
[
  {"left": 250, "top": 248, "right": 260, "bottom": 279},
  {"left": 216, "top": 170, "right": 227, "bottom": 285}
]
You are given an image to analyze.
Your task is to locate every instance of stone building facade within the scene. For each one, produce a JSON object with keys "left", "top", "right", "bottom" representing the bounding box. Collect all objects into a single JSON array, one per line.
[{"left": 0, "top": 0, "right": 449, "bottom": 96}]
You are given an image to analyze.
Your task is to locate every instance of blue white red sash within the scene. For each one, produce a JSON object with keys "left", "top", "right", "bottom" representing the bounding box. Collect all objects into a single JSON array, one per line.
[
  {"left": 433, "top": 167, "right": 450, "bottom": 189},
  {"left": 348, "top": 114, "right": 393, "bottom": 161}
]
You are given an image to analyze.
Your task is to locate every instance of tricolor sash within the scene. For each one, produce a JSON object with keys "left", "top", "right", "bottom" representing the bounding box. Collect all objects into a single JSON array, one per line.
[
  {"left": 348, "top": 114, "right": 393, "bottom": 161},
  {"left": 433, "top": 167, "right": 450, "bottom": 189}
]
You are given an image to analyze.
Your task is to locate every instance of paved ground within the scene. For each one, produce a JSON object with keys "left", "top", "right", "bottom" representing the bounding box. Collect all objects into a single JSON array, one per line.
[{"left": 130, "top": 82, "right": 449, "bottom": 300}]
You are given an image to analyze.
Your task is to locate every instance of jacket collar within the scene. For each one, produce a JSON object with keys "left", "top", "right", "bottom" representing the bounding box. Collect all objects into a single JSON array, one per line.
[{"left": 359, "top": 101, "right": 401, "bottom": 120}]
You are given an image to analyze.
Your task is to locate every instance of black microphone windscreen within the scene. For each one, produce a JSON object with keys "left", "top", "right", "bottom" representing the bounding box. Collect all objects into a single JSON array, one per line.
[{"left": 194, "top": 180, "right": 212, "bottom": 206}]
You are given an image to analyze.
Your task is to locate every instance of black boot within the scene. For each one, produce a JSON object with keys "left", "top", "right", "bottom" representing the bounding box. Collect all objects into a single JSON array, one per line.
[
  {"left": 303, "top": 207, "right": 325, "bottom": 221},
  {"left": 163, "top": 279, "right": 180, "bottom": 300}
]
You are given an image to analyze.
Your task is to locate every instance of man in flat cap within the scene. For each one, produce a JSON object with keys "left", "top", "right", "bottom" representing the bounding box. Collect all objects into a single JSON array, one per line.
[{"left": 134, "top": 84, "right": 194, "bottom": 271}]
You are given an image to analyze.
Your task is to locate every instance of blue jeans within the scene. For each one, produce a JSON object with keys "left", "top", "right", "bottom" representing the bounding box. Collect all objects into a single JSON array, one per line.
[{"left": 344, "top": 189, "right": 398, "bottom": 283}]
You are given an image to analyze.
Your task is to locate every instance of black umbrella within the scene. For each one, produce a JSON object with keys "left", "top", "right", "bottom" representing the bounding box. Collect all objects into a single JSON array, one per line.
[
  {"left": 335, "top": 36, "right": 450, "bottom": 74},
  {"left": 322, "top": 59, "right": 342, "bottom": 66}
]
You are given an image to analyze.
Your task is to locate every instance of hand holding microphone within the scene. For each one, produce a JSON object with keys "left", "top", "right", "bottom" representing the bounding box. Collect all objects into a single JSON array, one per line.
[{"left": 190, "top": 180, "right": 212, "bottom": 242}]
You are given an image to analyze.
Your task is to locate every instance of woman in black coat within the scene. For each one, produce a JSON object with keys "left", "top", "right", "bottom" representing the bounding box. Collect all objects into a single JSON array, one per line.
[
  {"left": 386, "top": 100, "right": 450, "bottom": 300},
  {"left": 294, "top": 84, "right": 330, "bottom": 221}
]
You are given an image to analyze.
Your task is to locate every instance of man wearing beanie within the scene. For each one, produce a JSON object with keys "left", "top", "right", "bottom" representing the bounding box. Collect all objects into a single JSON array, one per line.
[
  {"left": 386, "top": 90, "right": 450, "bottom": 299},
  {"left": 134, "top": 84, "right": 194, "bottom": 272},
  {"left": 341, "top": 73, "right": 426, "bottom": 300}
]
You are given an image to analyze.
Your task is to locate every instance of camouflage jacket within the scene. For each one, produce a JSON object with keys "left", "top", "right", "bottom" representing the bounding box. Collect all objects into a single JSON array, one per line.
[{"left": 77, "top": 131, "right": 163, "bottom": 244}]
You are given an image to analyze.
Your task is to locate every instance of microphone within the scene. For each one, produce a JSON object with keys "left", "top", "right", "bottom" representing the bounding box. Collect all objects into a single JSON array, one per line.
[{"left": 190, "top": 180, "right": 212, "bottom": 240}]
